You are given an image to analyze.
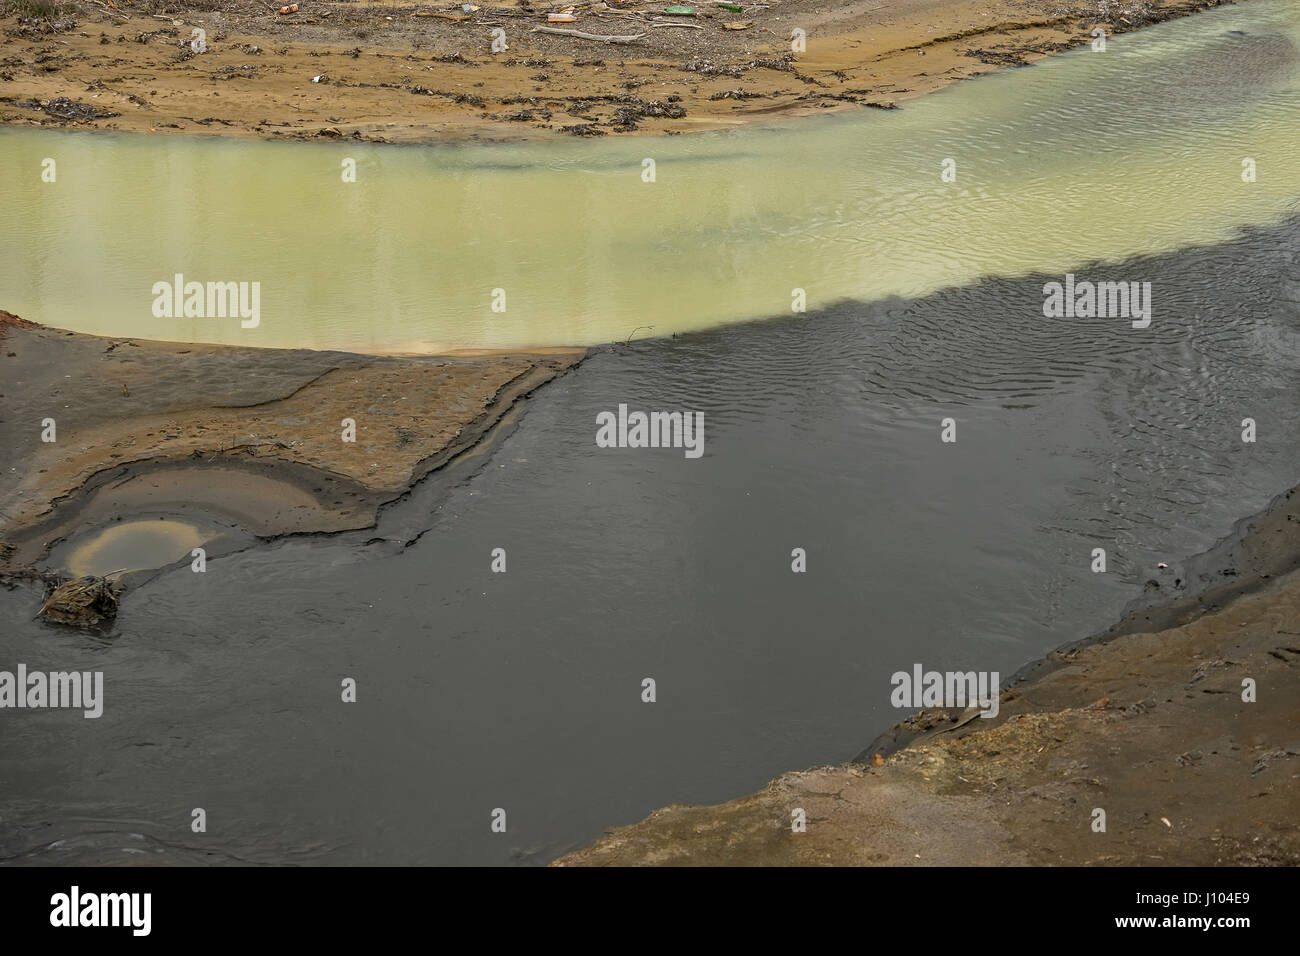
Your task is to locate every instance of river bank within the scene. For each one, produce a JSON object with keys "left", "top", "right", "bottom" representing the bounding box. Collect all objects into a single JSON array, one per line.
[
  {"left": 555, "top": 483, "right": 1300, "bottom": 865},
  {"left": 0, "top": 310, "right": 583, "bottom": 572},
  {"left": 0, "top": 0, "right": 1231, "bottom": 143}
]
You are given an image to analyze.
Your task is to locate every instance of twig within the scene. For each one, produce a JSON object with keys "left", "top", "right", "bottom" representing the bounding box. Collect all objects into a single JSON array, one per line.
[
  {"left": 530, "top": 26, "right": 646, "bottom": 42},
  {"left": 91, "top": 0, "right": 129, "bottom": 20},
  {"left": 649, "top": 21, "right": 703, "bottom": 29},
  {"left": 626, "top": 325, "right": 654, "bottom": 344}
]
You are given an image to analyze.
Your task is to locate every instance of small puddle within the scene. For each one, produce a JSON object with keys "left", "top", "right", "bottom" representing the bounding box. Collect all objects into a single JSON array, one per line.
[{"left": 58, "top": 518, "right": 212, "bottom": 577}]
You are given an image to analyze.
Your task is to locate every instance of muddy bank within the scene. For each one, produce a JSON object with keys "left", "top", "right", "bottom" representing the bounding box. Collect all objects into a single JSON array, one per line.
[
  {"left": 0, "top": 310, "right": 583, "bottom": 570},
  {"left": 860, "top": 482, "right": 1300, "bottom": 761},
  {"left": 0, "top": 0, "right": 1232, "bottom": 143},
  {"left": 554, "top": 485, "right": 1300, "bottom": 865}
]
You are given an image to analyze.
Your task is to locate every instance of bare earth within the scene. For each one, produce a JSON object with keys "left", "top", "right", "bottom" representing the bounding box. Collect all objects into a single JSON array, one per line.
[
  {"left": 1, "top": 0, "right": 1229, "bottom": 142},
  {"left": 0, "top": 311, "right": 583, "bottom": 569}
]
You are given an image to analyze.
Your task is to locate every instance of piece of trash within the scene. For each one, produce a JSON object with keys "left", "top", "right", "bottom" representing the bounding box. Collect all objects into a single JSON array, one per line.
[
  {"left": 1157, "top": 562, "right": 1168, "bottom": 569},
  {"left": 548, "top": 12, "right": 577, "bottom": 21},
  {"left": 662, "top": 5, "right": 696, "bottom": 14},
  {"left": 277, "top": 3, "right": 298, "bottom": 13},
  {"left": 39, "top": 575, "right": 122, "bottom": 628},
  {"left": 462, "top": 3, "right": 479, "bottom": 10},
  {"left": 1160, "top": 816, "right": 1172, "bottom": 828},
  {"left": 722, "top": 20, "right": 751, "bottom": 29},
  {"left": 311, "top": 74, "right": 326, "bottom": 82},
  {"left": 871, "top": 753, "right": 885, "bottom": 767},
  {"left": 715, "top": 1, "right": 743, "bottom": 10}
]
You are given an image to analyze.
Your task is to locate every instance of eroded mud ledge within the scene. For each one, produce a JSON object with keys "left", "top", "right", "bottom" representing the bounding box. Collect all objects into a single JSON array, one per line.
[
  {"left": 0, "top": 310, "right": 584, "bottom": 571},
  {"left": 555, "top": 484, "right": 1300, "bottom": 866}
]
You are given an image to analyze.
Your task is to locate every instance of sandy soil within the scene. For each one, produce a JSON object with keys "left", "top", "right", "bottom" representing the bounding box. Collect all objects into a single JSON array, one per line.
[
  {"left": 0, "top": 310, "right": 583, "bottom": 568},
  {"left": 0, "top": 0, "right": 1230, "bottom": 143},
  {"left": 554, "top": 485, "right": 1300, "bottom": 866}
]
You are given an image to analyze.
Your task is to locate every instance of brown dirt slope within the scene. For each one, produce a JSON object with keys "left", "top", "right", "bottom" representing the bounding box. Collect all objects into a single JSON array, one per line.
[
  {"left": 0, "top": 312, "right": 582, "bottom": 566},
  {"left": 0, "top": 0, "right": 1233, "bottom": 142}
]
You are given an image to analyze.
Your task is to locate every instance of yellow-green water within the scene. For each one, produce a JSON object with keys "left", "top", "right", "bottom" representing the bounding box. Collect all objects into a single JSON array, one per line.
[{"left": 1, "top": 0, "right": 1298, "bottom": 352}]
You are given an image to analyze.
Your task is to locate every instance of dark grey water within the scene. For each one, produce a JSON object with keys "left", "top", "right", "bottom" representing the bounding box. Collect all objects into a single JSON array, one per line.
[{"left": 3, "top": 211, "right": 1299, "bottom": 865}]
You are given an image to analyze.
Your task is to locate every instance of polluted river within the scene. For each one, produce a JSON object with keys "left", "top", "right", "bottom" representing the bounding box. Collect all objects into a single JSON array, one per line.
[{"left": 1, "top": 0, "right": 1299, "bottom": 865}]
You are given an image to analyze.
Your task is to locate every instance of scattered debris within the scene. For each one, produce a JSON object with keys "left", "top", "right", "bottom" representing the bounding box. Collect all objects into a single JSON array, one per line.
[
  {"left": 531, "top": 26, "right": 645, "bottom": 43},
  {"left": 407, "top": 85, "right": 484, "bottom": 105},
  {"left": 1188, "top": 659, "right": 1229, "bottom": 685},
  {"left": 1250, "top": 747, "right": 1298, "bottom": 777},
  {"left": 39, "top": 575, "right": 122, "bottom": 628},
  {"left": 749, "top": 53, "right": 795, "bottom": 71},
  {"left": 215, "top": 64, "right": 258, "bottom": 80},
  {"left": 11, "top": 15, "right": 78, "bottom": 36},
  {"left": 681, "top": 58, "right": 744, "bottom": 76},
  {"left": 610, "top": 95, "right": 685, "bottom": 128},
  {"left": 16, "top": 98, "right": 120, "bottom": 122}
]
